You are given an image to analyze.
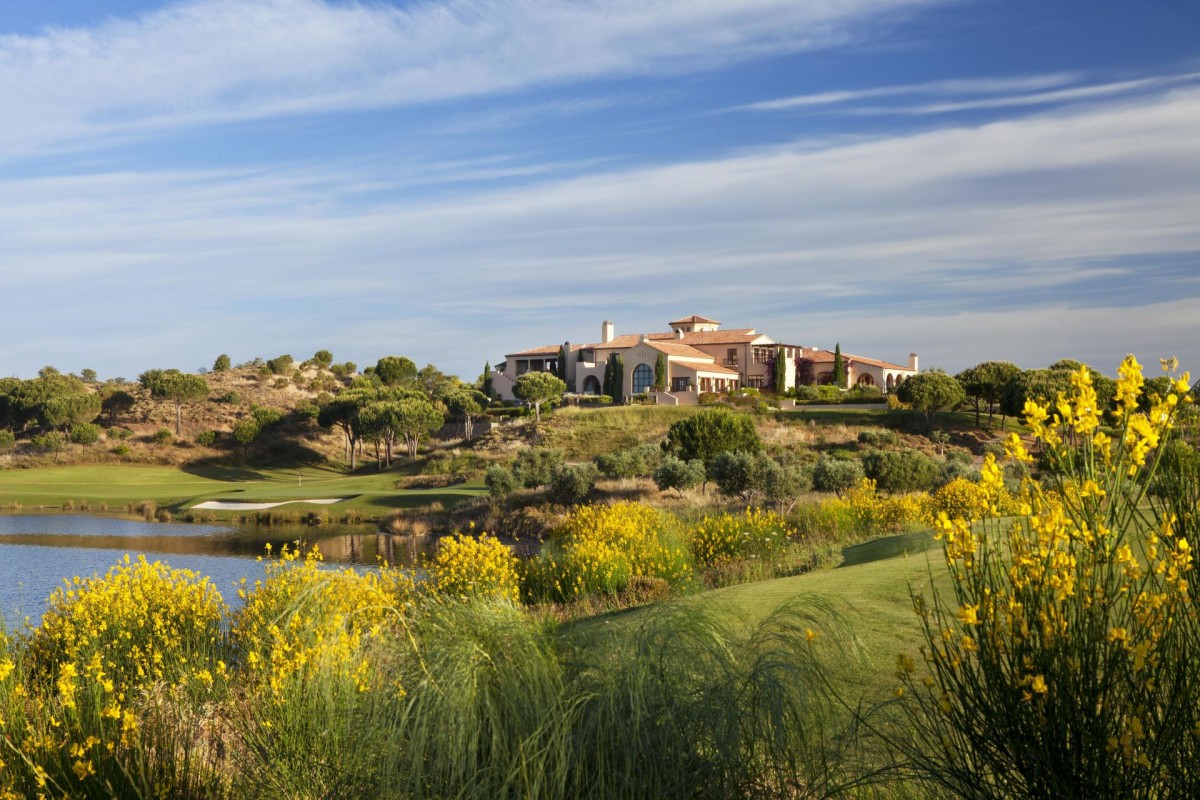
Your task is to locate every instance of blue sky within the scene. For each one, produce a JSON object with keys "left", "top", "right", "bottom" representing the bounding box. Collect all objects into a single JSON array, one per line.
[{"left": 2, "top": 0, "right": 1198, "bottom": 381}]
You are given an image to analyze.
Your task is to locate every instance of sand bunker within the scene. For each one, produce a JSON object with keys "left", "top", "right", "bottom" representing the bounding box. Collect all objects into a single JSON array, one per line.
[{"left": 192, "top": 498, "right": 346, "bottom": 511}]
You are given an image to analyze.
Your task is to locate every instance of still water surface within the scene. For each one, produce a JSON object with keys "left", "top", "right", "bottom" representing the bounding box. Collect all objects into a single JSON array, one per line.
[{"left": 0, "top": 514, "right": 435, "bottom": 623}]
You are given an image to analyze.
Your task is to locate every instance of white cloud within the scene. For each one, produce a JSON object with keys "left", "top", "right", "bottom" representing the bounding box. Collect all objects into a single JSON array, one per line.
[
  {"left": 738, "top": 71, "right": 1200, "bottom": 116},
  {"left": 738, "top": 73, "right": 1080, "bottom": 111},
  {"left": 0, "top": 0, "right": 937, "bottom": 158},
  {"left": 2, "top": 81, "right": 1199, "bottom": 378}
]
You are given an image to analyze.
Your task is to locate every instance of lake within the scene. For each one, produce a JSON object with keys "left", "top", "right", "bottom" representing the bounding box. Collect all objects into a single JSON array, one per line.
[{"left": 0, "top": 514, "right": 436, "bottom": 624}]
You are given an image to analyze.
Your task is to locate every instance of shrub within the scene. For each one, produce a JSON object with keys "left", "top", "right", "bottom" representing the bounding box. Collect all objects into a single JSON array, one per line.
[
  {"left": 233, "top": 545, "right": 414, "bottom": 702},
  {"left": 485, "top": 466, "right": 519, "bottom": 498},
  {"left": 111, "top": 444, "right": 130, "bottom": 456},
  {"left": 691, "top": 508, "right": 796, "bottom": 570},
  {"left": 663, "top": 408, "right": 761, "bottom": 466},
  {"left": 69, "top": 423, "right": 101, "bottom": 444},
  {"left": 427, "top": 534, "right": 519, "bottom": 603},
  {"left": 861, "top": 449, "right": 943, "bottom": 492},
  {"left": 30, "top": 555, "right": 226, "bottom": 696},
  {"left": 0, "top": 429, "right": 13, "bottom": 452},
  {"left": 899, "top": 358, "right": 1200, "bottom": 798},
  {"left": 266, "top": 354, "right": 294, "bottom": 375},
  {"left": 549, "top": 463, "right": 598, "bottom": 505},
  {"left": 150, "top": 428, "right": 173, "bottom": 444},
  {"left": 513, "top": 447, "right": 564, "bottom": 488},
  {"left": 595, "top": 443, "right": 662, "bottom": 480},
  {"left": 710, "top": 451, "right": 764, "bottom": 499},
  {"left": 31, "top": 431, "right": 64, "bottom": 452},
  {"left": 217, "top": 390, "right": 241, "bottom": 404},
  {"left": 272, "top": 377, "right": 290, "bottom": 389},
  {"left": 811, "top": 456, "right": 864, "bottom": 494},
  {"left": 107, "top": 426, "right": 132, "bottom": 440},
  {"left": 653, "top": 456, "right": 706, "bottom": 493},
  {"left": 857, "top": 429, "right": 900, "bottom": 447},
  {"left": 523, "top": 503, "right": 692, "bottom": 602},
  {"left": 195, "top": 430, "right": 217, "bottom": 446}
]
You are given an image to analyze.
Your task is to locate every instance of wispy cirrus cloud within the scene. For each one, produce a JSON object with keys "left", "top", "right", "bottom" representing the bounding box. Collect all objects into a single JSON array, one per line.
[
  {"left": 739, "top": 70, "right": 1200, "bottom": 116},
  {"left": 0, "top": 0, "right": 942, "bottom": 159},
  {"left": 2, "top": 83, "right": 1198, "bottom": 377}
]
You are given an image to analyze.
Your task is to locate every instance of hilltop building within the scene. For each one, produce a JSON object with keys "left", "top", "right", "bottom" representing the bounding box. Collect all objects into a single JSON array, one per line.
[{"left": 490, "top": 315, "right": 917, "bottom": 404}]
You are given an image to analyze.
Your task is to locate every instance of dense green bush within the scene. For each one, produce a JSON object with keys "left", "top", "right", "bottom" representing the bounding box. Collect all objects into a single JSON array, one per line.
[
  {"left": 856, "top": 429, "right": 899, "bottom": 447},
  {"left": 653, "top": 456, "right": 706, "bottom": 493},
  {"left": 195, "top": 430, "right": 218, "bottom": 446},
  {"left": 594, "top": 443, "right": 662, "bottom": 480},
  {"left": 811, "top": 456, "right": 863, "bottom": 494},
  {"left": 69, "top": 423, "right": 101, "bottom": 444},
  {"left": 861, "top": 449, "right": 943, "bottom": 492},
  {"left": 485, "top": 465, "right": 519, "bottom": 498},
  {"left": 107, "top": 426, "right": 132, "bottom": 440},
  {"left": 266, "top": 354, "right": 294, "bottom": 375},
  {"left": 663, "top": 408, "right": 761, "bottom": 466},
  {"left": 513, "top": 447, "right": 564, "bottom": 488},
  {"left": 151, "top": 428, "right": 173, "bottom": 444},
  {"left": 549, "top": 464, "right": 598, "bottom": 505},
  {"left": 0, "top": 429, "right": 14, "bottom": 452}
]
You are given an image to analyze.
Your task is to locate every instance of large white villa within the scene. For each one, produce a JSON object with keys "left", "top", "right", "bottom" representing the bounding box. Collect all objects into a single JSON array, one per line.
[{"left": 490, "top": 315, "right": 919, "bottom": 405}]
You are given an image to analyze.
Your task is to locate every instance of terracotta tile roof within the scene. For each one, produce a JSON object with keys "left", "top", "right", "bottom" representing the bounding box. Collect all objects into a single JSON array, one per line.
[
  {"left": 669, "top": 314, "right": 720, "bottom": 325},
  {"left": 800, "top": 349, "right": 912, "bottom": 371},
  {"left": 642, "top": 341, "right": 713, "bottom": 359},
  {"left": 578, "top": 328, "right": 763, "bottom": 349},
  {"left": 506, "top": 344, "right": 579, "bottom": 358},
  {"left": 676, "top": 329, "right": 764, "bottom": 345}
]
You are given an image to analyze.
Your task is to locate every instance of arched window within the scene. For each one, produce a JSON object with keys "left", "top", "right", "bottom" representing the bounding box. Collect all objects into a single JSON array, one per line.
[
  {"left": 886, "top": 374, "right": 895, "bottom": 391},
  {"left": 857, "top": 373, "right": 875, "bottom": 387},
  {"left": 582, "top": 375, "right": 601, "bottom": 395},
  {"left": 632, "top": 363, "right": 654, "bottom": 394}
]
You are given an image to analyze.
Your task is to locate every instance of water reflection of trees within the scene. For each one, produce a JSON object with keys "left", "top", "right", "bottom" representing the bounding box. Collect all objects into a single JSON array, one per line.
[{"left": 0, "top": 524, "right": 439, "bottom": 568}]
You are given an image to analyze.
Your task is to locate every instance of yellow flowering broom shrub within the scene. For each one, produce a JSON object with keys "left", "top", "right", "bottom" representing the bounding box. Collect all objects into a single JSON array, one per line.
[
  {"left": 795, "top": 478, "right": 933, "bottom": 540},
  {"left": 12, "top": 555, "right": 228, "bottom": 797},
  {"left": 233, "top": 544, "right": 415, "bottom": 698},
  {"left": 427, "top": 533, "right": 520, "bottom": 603},
  {"left": 900, "top": 357, "right": 1199, "bottom": 798},
  {"left": 690, "top": 507, "right": 796, "bottom": 569},
  {"left": 522, "top": 502, "right": 693, "bottom": 602}
]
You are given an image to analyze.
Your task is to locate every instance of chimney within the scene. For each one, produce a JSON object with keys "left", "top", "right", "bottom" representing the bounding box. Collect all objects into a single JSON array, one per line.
[
  {"left": 908, "top": 353, "right": 919, "bottom": 372},
  {"left": 675, "top": 328, "right": 684, "bottom": 340},
  {"left": 640, "top": 334, "right": 649, "bottom": 343},
  {"left": 601, "top": 320, "right": 614, "bottom": 344},
  {"left": 563, "top": 342, "right": 571, "bottom": 383}
]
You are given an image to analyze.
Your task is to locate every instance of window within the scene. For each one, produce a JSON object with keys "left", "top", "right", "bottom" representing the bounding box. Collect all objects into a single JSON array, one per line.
[
  {"left": 752, "top": 346, "right": 774, "bottom": 365},
  {"left": 582, "top": 375, "right": 601, "bottom": 395},
  {"left": 671, "top": 376, "right": 691, "bottom": 392},
  {"left": 724, "top": 348, "right": 738, "bottom": 366},
  {"left": 858, "top": 374, "right": 875, "bottom": 387},
  {"left": 745, "top": 375, "right": 767, "bottom": 388},
  {"left": 632, "top": 363, "right": 654, "bottom": 393}
]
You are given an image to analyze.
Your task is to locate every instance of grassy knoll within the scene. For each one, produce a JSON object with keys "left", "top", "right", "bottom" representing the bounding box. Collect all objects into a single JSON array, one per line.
[
  {"left": 573, "top": 541, "right": 949, "bottom": 706},
  {"left": 0, "top": 463, "right": 485, "bottom": 518}
]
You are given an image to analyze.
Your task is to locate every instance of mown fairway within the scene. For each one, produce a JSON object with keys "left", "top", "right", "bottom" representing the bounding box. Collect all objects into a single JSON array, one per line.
[
  {"left": 0, "top": 463, "right": 486, "bottom": 516},
  {"left": 574, "top": 534, "right": 949, "bottom": 704}
]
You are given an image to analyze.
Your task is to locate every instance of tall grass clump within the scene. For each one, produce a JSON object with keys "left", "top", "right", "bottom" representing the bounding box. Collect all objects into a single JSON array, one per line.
[
  {"left": 898, "top": 357, "right": 1200, "bottom": 798},
  {"left": 229, "top": 544, "right": 416, "bottom": 797},
  {"left": 566, "top": 597, "right": 871, "bottom": 799}
]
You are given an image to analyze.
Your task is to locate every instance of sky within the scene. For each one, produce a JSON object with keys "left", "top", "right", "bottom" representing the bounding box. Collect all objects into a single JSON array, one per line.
[{"left": 1, "top": 0, "right": 1198, "bottom": 381}]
